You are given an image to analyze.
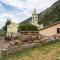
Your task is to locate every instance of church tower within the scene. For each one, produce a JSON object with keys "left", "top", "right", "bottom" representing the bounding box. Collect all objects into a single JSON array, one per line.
[{"left": 32, "top": 8, "right": 38, "bottom": 26}]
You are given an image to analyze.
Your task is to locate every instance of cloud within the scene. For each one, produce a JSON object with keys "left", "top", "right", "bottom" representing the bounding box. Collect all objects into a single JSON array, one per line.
[
  {"left": 2, "top": 0, "right": 58, "bottom": 10},
  {"left": 0, "top": 0, "right": 58, "bottom": 29},
  {"left": 0, "top": 12, "right": 19, "bottom": 29}
]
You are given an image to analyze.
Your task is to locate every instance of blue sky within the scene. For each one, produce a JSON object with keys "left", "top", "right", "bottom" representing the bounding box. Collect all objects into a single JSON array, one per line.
[{"left": 0, "top": 0, "right": 57, "bottom": 29}]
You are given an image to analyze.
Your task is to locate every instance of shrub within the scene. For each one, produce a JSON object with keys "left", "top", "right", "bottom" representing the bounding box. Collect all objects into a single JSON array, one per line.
[{"left": 18, "top": 24, "right": 38, "bottom": 32}]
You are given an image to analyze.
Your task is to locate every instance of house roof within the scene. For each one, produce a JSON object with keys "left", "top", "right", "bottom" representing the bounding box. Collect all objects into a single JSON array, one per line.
[{"left": 39, "top": 21, "right": 60, "bottom": 31}]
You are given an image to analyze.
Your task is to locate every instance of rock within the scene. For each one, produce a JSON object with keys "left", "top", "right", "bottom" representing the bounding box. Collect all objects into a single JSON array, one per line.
[
  {"left": 10, "top": 41, "right": 15, "bottom": 45},
  {"left": 14, "top": 40, "right": 20, "bottom": 45}
]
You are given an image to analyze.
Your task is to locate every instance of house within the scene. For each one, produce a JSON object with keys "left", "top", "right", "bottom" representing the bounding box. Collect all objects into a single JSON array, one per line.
[
  {"left": 7, "top": 22, "right": 19, "bottom": 36},
  {"left": 39, "top": 22, "right": 60, "bottom": 37}
]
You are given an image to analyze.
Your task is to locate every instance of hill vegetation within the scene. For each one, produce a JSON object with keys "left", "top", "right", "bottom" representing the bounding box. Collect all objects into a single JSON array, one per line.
[
  {"left": 0, "top": 29, "right": 6, "bottom": 36},
  {"left": 21, "top": 0, "right": 60, "bottom": 26}
]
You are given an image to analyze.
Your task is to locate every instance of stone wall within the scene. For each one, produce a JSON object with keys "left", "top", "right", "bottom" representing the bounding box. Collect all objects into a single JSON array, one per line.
[{"left": 20, "top": 31, "right": 41, "bottom": 43}]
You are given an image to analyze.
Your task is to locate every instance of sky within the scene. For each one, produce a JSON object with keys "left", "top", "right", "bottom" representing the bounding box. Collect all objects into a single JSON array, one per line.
[{"left": 0, "top": 0, "right": 58, "bottom": 29}]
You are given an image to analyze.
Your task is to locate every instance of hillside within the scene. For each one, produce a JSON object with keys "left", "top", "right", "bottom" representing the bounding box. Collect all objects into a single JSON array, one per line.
[
  {"left": 0, "top": 29, "right": 6, "bottom": 36},
  {"left": 2, "top": 41, "right": 60, "bottom": 60},
  {"left": 21, "top": 0, "right": 60, "bottom": 26},
  {"left": 0, "top": 29, "right": 5, "bottom": 32}
]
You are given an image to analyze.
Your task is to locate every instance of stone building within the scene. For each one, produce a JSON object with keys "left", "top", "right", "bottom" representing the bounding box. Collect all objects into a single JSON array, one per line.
[{"left": 39, "top": 22, "right": 60, "bottom": 37}]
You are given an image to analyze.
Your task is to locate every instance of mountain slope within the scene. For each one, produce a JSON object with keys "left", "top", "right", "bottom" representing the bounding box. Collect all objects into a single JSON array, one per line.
[
  {"left": 21, "top": 17, "right": 32, "bottom": 24},
  {"left": 21, "top": 0, "right": 60, "bottom": 26}
]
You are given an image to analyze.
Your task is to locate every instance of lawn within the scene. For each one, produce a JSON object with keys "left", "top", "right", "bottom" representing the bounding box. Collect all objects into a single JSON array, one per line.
[{"left": 1, "top": 41, "right": 60, "bottom": 60}]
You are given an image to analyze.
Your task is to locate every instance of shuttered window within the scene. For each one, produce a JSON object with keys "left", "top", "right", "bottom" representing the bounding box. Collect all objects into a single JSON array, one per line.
[
  {"left": 57, "top": 28, "right": 60, "bottom": 34},
  {"left": 33, "top": 17, "right": 34, "bottom": 20}
]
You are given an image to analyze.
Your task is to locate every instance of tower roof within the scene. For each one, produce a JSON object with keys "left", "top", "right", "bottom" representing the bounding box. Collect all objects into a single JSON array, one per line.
[{"left": 32, "top": 8, "right": 37, "bottom": 15}]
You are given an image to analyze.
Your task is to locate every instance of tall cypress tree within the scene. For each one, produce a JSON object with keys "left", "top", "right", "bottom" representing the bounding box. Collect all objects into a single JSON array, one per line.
[{"left": 3, "top": 19, "right": 11, "bottom": 31}]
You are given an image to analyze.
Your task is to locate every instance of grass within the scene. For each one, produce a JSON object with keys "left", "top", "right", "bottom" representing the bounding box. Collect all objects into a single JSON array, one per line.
[{"left": 1, "top": 41, "right": 60, "bottom": 60}]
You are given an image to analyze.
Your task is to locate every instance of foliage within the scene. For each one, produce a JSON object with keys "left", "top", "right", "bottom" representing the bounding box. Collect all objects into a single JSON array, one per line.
[
  {"left": 0, "top": 29, "right": 6, "bottom": 36},
  {"left": 18, "top": 24, "right": 38, "bottom": 32},
  {"left": 3, "top": 19, "right": 11, "bottom": 31}
]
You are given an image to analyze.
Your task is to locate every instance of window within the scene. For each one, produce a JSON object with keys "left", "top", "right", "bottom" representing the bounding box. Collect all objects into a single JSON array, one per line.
[
  {"left": 33, "top": 22, "right": 34, "bottom": 23},
  {"left": 33, "top": 17, "right": 34, "bottom": 20},
  {"left": 57, "top": 28, "right": 60, "bottom": 34}
]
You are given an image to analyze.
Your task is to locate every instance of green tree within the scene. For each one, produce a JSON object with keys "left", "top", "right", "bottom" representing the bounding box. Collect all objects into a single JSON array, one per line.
[
  {"left": 3, "top": 19, "right": 11, "bottom": 31},
  {"left": 18, "top": 24, "right": 38, "bottom": 32}
]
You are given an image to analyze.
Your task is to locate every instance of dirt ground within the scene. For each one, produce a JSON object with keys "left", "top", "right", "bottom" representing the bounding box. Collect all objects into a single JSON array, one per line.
[{"left": 0, "top": 40, "right": 10, "bottom": 54}]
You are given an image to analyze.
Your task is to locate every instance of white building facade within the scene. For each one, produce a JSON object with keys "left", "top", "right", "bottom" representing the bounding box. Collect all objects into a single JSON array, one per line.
[{"left": 7, "top": 22, "right": 19, "bottom": 36}]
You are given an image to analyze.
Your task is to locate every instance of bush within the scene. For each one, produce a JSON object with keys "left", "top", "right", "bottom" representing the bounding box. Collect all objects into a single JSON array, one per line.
[{"left": 18, "top": 24, "right": 38, "bottom": 32}]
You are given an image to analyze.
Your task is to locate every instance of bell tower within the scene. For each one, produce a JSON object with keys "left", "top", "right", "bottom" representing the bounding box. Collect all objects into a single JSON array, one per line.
[{"left": 32, "top": 8, "right": 38, "bottom": 26}]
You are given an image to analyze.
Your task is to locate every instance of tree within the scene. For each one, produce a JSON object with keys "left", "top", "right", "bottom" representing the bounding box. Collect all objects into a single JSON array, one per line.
[
  {"left": 3, "top": 19, "right": 11, "bottom": 31},
  {"left": 18, "top": 23, "right": 38, "bottom": 32}
]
